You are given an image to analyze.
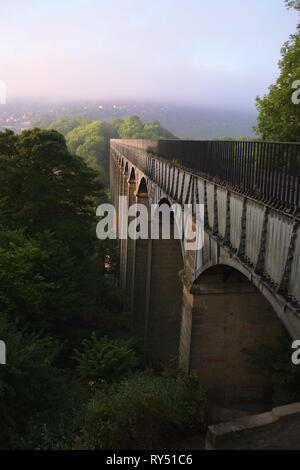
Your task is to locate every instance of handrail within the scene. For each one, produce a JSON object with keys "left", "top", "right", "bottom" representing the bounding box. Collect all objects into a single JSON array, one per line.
[{"left": 111, "top": 139, "right": 300, "bottom": 213}]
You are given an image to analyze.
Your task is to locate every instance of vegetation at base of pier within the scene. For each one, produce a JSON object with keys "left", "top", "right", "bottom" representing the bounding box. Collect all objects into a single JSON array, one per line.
[
  {"left": 74, "top": 334, "right": 139, "bottom": 386},
  {"left": 77, "top": 370, "right": 208, "bottom": 450},
  {"left": 243, "top": 335, "right": 300, "bottom": 407},
  {"left": 0, "top": 127, "right": 207, "bottom": 450}
]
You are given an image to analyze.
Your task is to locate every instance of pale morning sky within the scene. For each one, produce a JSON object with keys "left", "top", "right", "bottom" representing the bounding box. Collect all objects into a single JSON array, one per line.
[{"left": 0, "top": 0, "right": 299, "bottom": 109}]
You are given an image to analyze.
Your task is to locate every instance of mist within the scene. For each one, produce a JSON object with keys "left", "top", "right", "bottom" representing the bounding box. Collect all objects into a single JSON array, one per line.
[{"left": 0, "top": 0, "right": 298, "bottom": 111}]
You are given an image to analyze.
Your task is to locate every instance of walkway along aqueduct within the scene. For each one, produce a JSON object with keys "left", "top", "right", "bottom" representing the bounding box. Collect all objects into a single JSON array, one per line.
[{"left": 110, "top": 139, "right": 300, "bottom": 406}]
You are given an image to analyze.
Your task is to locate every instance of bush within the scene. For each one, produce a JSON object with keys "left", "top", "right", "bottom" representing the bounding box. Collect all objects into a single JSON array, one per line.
[
  {"left": 0, "top": 313, "right": 86, "bottom": 449},
  {"left": 74, "top": 334, "right": 138, "bottom": 385},
  {"left": 243, "top": 335, "right": 300, "bottom": 406},
  {"left": 78, "top": 370, "right": 208, "bottom": 450}
]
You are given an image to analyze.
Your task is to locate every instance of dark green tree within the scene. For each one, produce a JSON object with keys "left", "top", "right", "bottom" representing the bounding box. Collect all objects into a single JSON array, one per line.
[
  {"left": 74, "top": 334, "right": 138, "bottom": 385},
  {"left": 0, "top": 128, "right": 102, "bottom": 254},
  {"left": 0, "top": 129, "right": 112, "bottom": 353},
  {"left": 0, "top": 312, "right": 85, "bottom": 449}
]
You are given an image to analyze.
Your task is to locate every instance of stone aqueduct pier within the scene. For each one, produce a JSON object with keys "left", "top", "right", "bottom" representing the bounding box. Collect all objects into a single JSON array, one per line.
[{"left": 110, "top": 139, "right": 300, "bottom": 405}]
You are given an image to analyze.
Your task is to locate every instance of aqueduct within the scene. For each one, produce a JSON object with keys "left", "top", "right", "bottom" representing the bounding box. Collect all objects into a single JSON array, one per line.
[{"left": 110, "top": 139, "right": 300, "bottom": 406}]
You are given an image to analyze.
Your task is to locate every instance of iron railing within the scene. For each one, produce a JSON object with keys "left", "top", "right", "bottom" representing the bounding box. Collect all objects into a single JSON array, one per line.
[{"left": 111, "top": 139, "right": 300, "bottom": 214}]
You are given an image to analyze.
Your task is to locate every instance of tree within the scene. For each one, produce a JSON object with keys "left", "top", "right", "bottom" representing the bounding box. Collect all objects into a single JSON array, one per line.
[
  {"left": 285, "top": 0, "right": 300, "bottom": 10},
  {"left": 136, "top": 120, "right": 178, "bottom": 139},
  {"left": 0, "top": 226, "right": 98, "bottom": 345},
  {"left": 111, "top": 118, "right": 124, "bottom": 133},
  {"left": 0, "top": 127, "right": 133, "bottom": 449},
  {"left": 254, "top": 31, "right": 300, "bottom": 141},
  {"left": 117, "top": 116, "right": 178, "bottom": 140},
  {"left": 74, "top": 334, "right": 138, "bottom": 385},
  {"left": 78, "top": 370, "right": 207, "bottom": 450},
  {"left": 0, "top": 128, "right": 103, "bottom": 252},
  {"left": 40, "top": 116, "right": 177, "bottom": 184},
  {"left": 0, "top": 129, "right": 111, "bottom": 355},
  {"left": 118, "top": 116, "right": 144, "bottom": 138},
  {"left": 66, "top": 121, "right": 117, "bottom": 184},
  {"left": 37, "top": 115, "right": 91, "bottom": 136},
  {"left": 0, "top": 312, "right": 79, "bottom": 449},
  {"left": 253, "top": 5, "right": 300, "bottom": 141}
]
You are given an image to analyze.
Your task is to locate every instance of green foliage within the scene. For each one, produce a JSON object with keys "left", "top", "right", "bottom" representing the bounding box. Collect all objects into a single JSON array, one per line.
[
  {"left": 0, "top": 129, "right": 113, "bottom": 355},
  {"left": 0, "top": 128, "right": 103, "bottom": 243},
  {"left": 243, "top": 335, "right": 300, "bottom": 406},
  {"left": 0, "top": 228, "right": 77, "bottom": 335},
  {"left": 66, "top": 121, "right": 118, "bottom": 184},
  {"left": 118, "top": 115, "right": 144, "bottom": 138},
  {"left": 78, "top": 369, "right": 208, "bottom": 450},
  {"left": 37, "top": 115, "right": 91, "bottom": 136},
  {"left": 40, "top": 115, "right": 177, "bottom": 186},
  {"left": 142, "top": 120, "right": 177, "bottom": 139},
  {"left": 74, "top": 334, "right": 138, "bottom": 385},
  {"left": 0, "top": 227, "right": 111, "bottom": 356},
  {"left": 118, "top": 116, "right": 177, "bottom": 140},
  {"left": 110, "top": 118, "right": 124, "bottom": 133},
  {"left": 285, "top": 0, "right": 300, "bottom": 10},
  {"left": 0, "top": 120, "right": 180, "bottom": 450},
  {"left": 40, "top": 115, "right": 177, "bottom": 185},
  {"left": 0, "top": 313, "right": 86, "bottom": 449},
  {"left": 254, "top": 26, "right": 300, "bottom": 141},
  {"left": 0, "top": 125, "right": 138, "bottom": 449}
]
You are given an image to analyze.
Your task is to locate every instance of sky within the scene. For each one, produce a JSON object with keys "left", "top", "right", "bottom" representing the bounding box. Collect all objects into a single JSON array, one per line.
[{"left": 0, "top": 0, "right": 299, "bottom": 110}]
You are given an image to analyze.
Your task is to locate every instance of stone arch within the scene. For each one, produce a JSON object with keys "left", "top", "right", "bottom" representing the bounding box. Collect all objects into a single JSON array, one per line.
[
  {"left": 128, "top": 166, "right": 136, "bottom": 182},
  {"left": 182, "top": 264, "right": 284, "bottom": 408},
  {"left": 195, "top": 256, "right": 295, "bottom": 338},
  {"left": 137, "top": 176, "right": 148, "bottom": 197}
]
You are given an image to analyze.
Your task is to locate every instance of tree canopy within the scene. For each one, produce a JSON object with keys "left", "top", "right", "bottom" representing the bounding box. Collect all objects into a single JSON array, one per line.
[
  {"left": 285, "top": 0, "right": 300, "bottom": 10},
  {"left": 254, "top": 4, "right": 300, "bottom": 141},
  {"left": 39, "top": 115, "right": 178, "bottom": 184},
  {"left": 0, "top": 128, "right": 118, "bottom": 351},
  {"left": 36, "top": 115, "right": 91, "bottom": 136},
  {"left": 66, "top": 121, "right": 118, "bottom": 184}
]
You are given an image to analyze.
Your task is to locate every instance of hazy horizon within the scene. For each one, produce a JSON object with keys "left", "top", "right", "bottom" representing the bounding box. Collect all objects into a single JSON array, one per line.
[{"left": 1, "top": 0, "right": 299, "bottom": 111}]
